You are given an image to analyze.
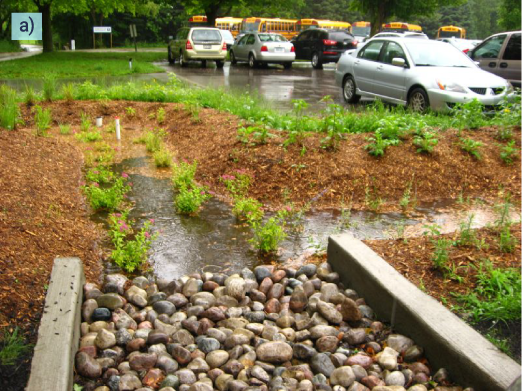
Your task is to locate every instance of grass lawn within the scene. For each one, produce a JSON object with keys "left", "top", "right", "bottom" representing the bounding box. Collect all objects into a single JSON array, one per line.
[
  {"left": 0, "top": 51, "right": 167, "bottom": 78},
  {"left": 0, "top": 40, "right": 22, "bottom": 53}
]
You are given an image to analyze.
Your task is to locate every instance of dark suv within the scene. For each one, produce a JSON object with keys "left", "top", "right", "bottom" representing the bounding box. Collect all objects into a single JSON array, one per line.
[{"left": 292, "top": 29, "right": 358, "bottom": 69}]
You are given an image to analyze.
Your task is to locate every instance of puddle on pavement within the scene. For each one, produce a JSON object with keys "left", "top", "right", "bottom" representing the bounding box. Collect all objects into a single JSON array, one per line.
[{"left": 99, "top": 155, "right": 519, "bottom": 280}]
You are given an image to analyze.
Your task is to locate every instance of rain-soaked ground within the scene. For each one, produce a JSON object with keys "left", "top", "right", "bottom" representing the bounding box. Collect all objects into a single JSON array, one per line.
[{"left": 102, "top": 154, "right": 519, "bottom": 281}]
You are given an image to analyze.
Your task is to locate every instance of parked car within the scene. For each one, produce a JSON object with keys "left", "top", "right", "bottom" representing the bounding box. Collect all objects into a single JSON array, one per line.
[
  {"left": 230, "top": 32, "right": 295, "bottom": 69},
  {"left": 219, "top": 29, "right": 235, "bottom": 50},
  {"left": 468, "top": 31, "right": 521, "bottom": 88},
  {"left": 168, "top": 27, "right": 227, "bottom": 68},
  {"left": 335, "top": 37, "right": 514, "bottom": 112},
  {"left": 439, "top": 37, "right": 481, "bottom": 54},
  {"left": 292, "top": 29, "right": 358, "bottom": 69}
]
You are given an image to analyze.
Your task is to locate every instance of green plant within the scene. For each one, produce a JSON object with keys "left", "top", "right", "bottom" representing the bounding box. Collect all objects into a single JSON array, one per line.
[
  {"left": 23, "top": 85, "right": 37, "bottom": 106},
  {"left": 499, "top": 226, "right": 516, "bottom": 253},
  {"left": 413, "top": 130, "right": 438, "bottom": 154},
  {"left": 451, "top": 99, "right": 488, "bottom": 130},
  {"left": 459, "top": 137, "right": 483, "bottom": 160},
  {"left": 0, "top": 327, "right": 32, "bottom": 366},
  {"left": 153, "top": 148, "right": 172, "bottom": 168},
  {"left": 221, "top": 170, "right": 251, "bottom": 199},
  {"left": 495, "top": 127, "right": 513, "bottom": 142},
  {"left": 249, "top": 215, "right": 286, "bottom": 253},
  {"left": 175, "top": 185, "right": 211, "bottom": 214},
  {"left": 455, "top": 214, "right": 478, "bottom": 247},
  {"left": 108, "top": 211, "right": 157, "bottom": 273},
  {"left": 43, "top": 74, "right": 57, "bottom": 101},
  {"left": 80, "top": 112, "right": 91, "bottom": 133},
  {"left": 172, "top": 160, "right": 198, "bottom": 190},
  {"left": 186, "top": 101, "right": 201, "bottom": 122},
  {"left": 486, "top": 330, "right": 512, "bottom": 356},
  {"left": 156, "top": 107, "right": 166, "bottom": 124},
  {"left": 499, "top": 140, "right": 519, "bottom": 164},
  {"left": 284, "top": 99, "right": 309, "bottom": 147},
  {"left": 432, "top": 238, "right": 452, "bottom": 271},
  {"left": 83, "top": 174, "right": 130, "bottom": 211},
  {"left": 399, "top": 179, "right": 416, "bottom": 211},
  {"left": 59, "top": 123, "right": 71, "bottom": 135},
  {"left": 75, "top": 130, "right": 102, "bottom": 143},
  {"left": 34, "top": 105, "right": 52, "bottom": 137},
  {"left": 73, "top": 384, "right": 84, "bottom": 391},
  {"left": 125, "top": 106, "right": 136, "bottom": 117},
  {"left": 320, "top": 97, "right": 346, "bottom": 150},
  {"left": 453, "top": 262, "right": 521, "bottom": 323},
  {"left": 232, "top": 197, "right": 264, "bottom": 224},
  {"left": 144, "top": 128, "right": 166, "bottom": 153},
  {"left": 365, "top": 131, "right": 399, "bottom": 157},
  {"left": 0, "top": 85, "right": 21, "bottom": 130},
  {"left": 364, "top": 181, "right": 383, "bottom": 211},
  {"left": 85, "top": 166, "right": 114, "bottom": 184},
  {"left": 61, "top": 83, "right": 75, "bottom": 101}
]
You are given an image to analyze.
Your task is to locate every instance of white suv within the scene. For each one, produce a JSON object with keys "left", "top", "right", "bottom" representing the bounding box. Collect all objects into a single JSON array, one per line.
[{"left": 168, "top": 27, "right": 227, "bottom": 68}]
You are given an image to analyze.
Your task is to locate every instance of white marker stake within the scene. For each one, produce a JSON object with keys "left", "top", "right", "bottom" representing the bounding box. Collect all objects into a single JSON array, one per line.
[
  {"left": 115, "top": 117, "right": 121, "bottom": 140},
  {"left": 96, "top": 116, "right": 103, "bottom": 127}
]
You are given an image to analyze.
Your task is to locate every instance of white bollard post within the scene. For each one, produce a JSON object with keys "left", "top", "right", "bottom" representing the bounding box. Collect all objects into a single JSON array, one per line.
[
  {"left": 71, "top": 40, "right": 75, "bottom": 51},
  {"left": 96, "top": 117, "right": 103, "bottom": 127},
  {"left": 115, "top": 117, "right": 121, "bottom": 140}
]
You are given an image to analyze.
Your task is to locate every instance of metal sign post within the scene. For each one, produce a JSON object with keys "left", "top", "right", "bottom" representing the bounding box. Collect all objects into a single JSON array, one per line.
[
  {"left": 129, "top": 24, "right": 138, "bottom": 52},
  {"left": 93, "top": 26, "right": 112, "bottom": 49}
]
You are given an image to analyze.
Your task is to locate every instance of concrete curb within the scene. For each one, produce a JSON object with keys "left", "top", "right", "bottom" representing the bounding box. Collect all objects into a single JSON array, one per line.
[
  {"left": 328, "top": 234, "right": 521, "bottom": 390},
  {"left": 27, "top": 258, "right": 85, "bottom": 391}
]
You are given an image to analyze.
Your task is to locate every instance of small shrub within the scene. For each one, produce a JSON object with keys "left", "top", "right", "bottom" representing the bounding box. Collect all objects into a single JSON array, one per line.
[
  {"left": 85, "top": 166, "right": 114, "bottom": 184},
  {"left": 59, "top": 123, "right": 71, "bottom": 135},
  {"left": 364, "top": 131, "right": 399, "bottom": 157},
  {"left": 108, "top": 212, "right": 157, "bottom": 273},
  {"left": 144, "top": 128, "right": 165, "bottom": 153},
  {"left": 23, "top": 85, "right": 36, "bottom": 107},
  {"left": 75, "top": 131, "right": 102, "bottom": 143},
  {"left": 455, "top": 214, "right": 478, "bottom": 247},
  {"left": 125, "top": 106, "right": 136, "bottom": 117},
  {"left": 459, "top": 137, "right": 483, "bottom": 160},
  {"left": 61, "top": 83, "right": 75, "bottom": 101},
  {"left": 0, "top": 86, "right": 20, "bottom": 130},
  {"left": 175, "top": 185, "right": 211, "bottom": 214},
  {"left": 499, "top": 226, "right": 516, "bottom": 253},
  {"left": 221, "top": 170, "right": 251, "bottom": 199},
  {"left": 364, "top": 182, "right": 383, "bottom": 211},
  {"left": 80, "top": 112, "right": 91, "bottom": 133},
  {"left": 157, "top": 107, "right": 166, "bottom": 124},
  {"left": 451, "top": 99, "right": 488, "bottom": 130},
  {"left": 83, "top": 175, "right": 130, "bottom": 211},
  {"left": 172, "top": 160, "right": 197, "bottom": 190},
  {"left": 153, "top": 148, "right": 172, "bottom": 167},
  {"left": 34, "top": 105, "right": 52, "bottom": 137},
  {"left": 432, "top": 238, "right": 452, "bottom": 271},
  {"left": 499, "top": 141, "right": 519, "bottom": 165},
  {"left": 232, "top": 197, "right": 264, "bottom": 223},
  {"left": 249, "top": 216, "right": 286, "bottom": 253},
  {"left": 496, "top": 127, "right": 513, "bottom": 141},
  {"left": 0, "top": 327, "right": 32, "bottom": 366},
  {"left": 400, "top": 179, "right": 416, "bottom": 211},
  {"left": 43, "top": 74, "right": 57, "bottom": 101},
  {"left": 413, "top": 130, "right": 438, "bottom": 154}
]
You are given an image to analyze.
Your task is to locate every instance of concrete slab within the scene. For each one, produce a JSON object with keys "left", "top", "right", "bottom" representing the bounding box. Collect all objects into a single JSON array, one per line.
[
  {"left": 328, "top": 233, "right": 521, "bottom": 391},
  {"left": 27, "top": 258, "right": 85, "bottom": 391}
]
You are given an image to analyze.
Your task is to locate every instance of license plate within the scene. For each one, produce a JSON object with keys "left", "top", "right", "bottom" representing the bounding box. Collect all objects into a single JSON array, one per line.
[
  {"left": 275, "top": 47, "right": 284, "bottom": 52},
  {"left": 204, "top": 45, "right": 211, "bottom": 49}
]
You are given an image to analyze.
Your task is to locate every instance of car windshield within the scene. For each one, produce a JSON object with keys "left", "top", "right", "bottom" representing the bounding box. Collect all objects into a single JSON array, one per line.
[
  {"left": 258, "top": 33, "right": 287, "bottom": 42},
  {"left": 329, "top": 32, "right": 353, "bottom": 41},
  {"left": 220, "top": 30, "right": 233, "bottom": 40},
  {"left": 405, "top": 41, "right": 474, "bottom": 67},
  {"left": 243, "top": 22, "right": 260, "bottom": 32},
  {"left": 192, "top": 30, "right": 221, "bottom": 42},
  {"left": 352, "top": 26, "right": 370, "bottom": 37}
]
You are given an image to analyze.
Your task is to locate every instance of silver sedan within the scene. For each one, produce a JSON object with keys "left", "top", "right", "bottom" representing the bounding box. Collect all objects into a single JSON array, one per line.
[
  {"left": 230, "top": 33, "right": 295, "bottom": 69},
  {"left": 335, "top": 37, "right": 514, "bottom": 112}
]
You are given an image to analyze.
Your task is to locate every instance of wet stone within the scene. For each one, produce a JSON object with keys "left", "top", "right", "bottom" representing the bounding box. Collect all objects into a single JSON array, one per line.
[
  {"left": 92, "top": 307, "right": 111, "bottom": 322},
  {"left": 76, "top": 352, "right": 102, "bottom": 379},
  {"left": 197, "top": 337, "right": 220, "bottom": 353},
  {"left": 153, "top": 300, "right": 177, "bottom": 316},
  {"left": 119, "top": 373, "right": 142, "bottom": 390},
  {"left": 96, "top": 293, "right": 124, "bottom": 310},
  {"left": 311, "top": 353, "right": 336, "bottom": 377},
  {"left": 296, "top": 264, "right": 317, "bottom": 278}
]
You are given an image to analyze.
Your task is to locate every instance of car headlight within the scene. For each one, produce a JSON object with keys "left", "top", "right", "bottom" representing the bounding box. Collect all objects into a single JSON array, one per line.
[{"left": 436, "top": 80, "right": 467, "bottom": 93}]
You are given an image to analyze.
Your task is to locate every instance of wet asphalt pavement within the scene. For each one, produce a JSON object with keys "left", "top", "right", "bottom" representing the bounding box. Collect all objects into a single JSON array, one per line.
[{"left": 160, "top": 61, "right": 351, "bottom": 113}]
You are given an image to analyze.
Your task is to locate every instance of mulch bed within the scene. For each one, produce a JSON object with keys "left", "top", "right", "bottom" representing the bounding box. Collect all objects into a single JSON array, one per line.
[{"left": 0, "top": 127, "right": 103, "bottom": 389}]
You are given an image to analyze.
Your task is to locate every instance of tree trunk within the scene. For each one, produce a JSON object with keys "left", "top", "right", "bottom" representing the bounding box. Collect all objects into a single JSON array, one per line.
[
  {"left": 370, "top": 2, "right": 388, "bottom": 36},
  {"left": 38, "top": 2, "right": 53, "bottom": 52}
]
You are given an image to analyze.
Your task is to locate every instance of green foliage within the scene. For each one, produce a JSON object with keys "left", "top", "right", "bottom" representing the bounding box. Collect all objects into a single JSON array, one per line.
[
  {"left": 320, "top": 97, "right": 347, "bottom": 150},
  {"left": 232, "top": 197, "right": 264, "bottom": 224},
  {"left": 249, "top": 216, "right": 287, "bottom": 253},
  {"left": 85, "top": 166, "right": 114, "bottom": 185},
  {"left": 80, "top": 112, "right": 91, "bottom": 133},
  {"left": 413, "top": 130, "right": 439, "bottom": 154},
  {"left": 186, "top": 101, "right": 201, "bottom": 122},
  {"left": 454, "top": 262, "right": 521, "bottom": 323},
  {"left": 365, "top": 131, "right": 399, "bottom": 157},
  {"left": 153, "top": 148, "right": 172, "bottom": 168},
  {"left": 75, "top": 130, "right": 102, "bottom": 143},
  {"left": 486, "top": 330, "right": 512, "bottom": 356},
  {"left": 284, "top": 99, "right": 309, "bottom": 147},
  {"left": 61, "top": 83, "right": 75, "bottom": 101},
  {"left": 23, "top": 85, "right": 37, "bottom": 107},
  {"left": 220, "top": 170, "right": 251, "bottom": 199},
  {"left": 237, "top": 125, "right": 275, "bottom": 145},
  {"left": 125, "top": 106, "right": 136, "bottom": 117},
  {"left": 499, "top": 141, "right": 519, "bottom": 165},
  {"left": 400, "top": 179, "right": 416, "bottom": 211},
  {"left": 364, "top": 181, "right": 383, "bottom": 211},
  {"left": 0, "top": 327, "right": 32, "bottom": 366},
  {"left": 432, "top": 238, "right": 452, "bottom": 271},
  {"left": 34, "top": 105, "right": 52, "bottom": 137},
  {"left": 172, "top": 160, "right": 198, "bottom": 190},
  {"left": 43, "top": 74, "right": 57, "bottom": 102},
  {"left": 156, "top": 107, "right": 166, "bottom": 124},
  {"left": 451, "top": 99, "right": 488, "bottom": 130},
  {"left": 73, "top": 384, "right": 84, "bottom": 391},
  {"left": 175, "top": 185, "right": 211, "bottom": 214},
  {"left": 498, "top": 0, "right": 521, "bottom": 30},
  {"left": 59, "top": 123, "right": 71, "bottom": 135},
  {"left": 498, "top": 226, "right": 516, "bottom": 253},
  {"left": 83, "top": 174, "right": 130, "bottom": 211},
  {"left": 459, "top": 137, "right": 483, "bottom": 159},
  {"left": 455, "top": 214, "right": 479, "bottom": 247},
  {"left": 144, "top": 128, "right": 166, "bottom": 153},
  {"left": 0, "top": 85, "right": 20, "bottom": 130},
  {"left": 494, "top": 195, "right": 516, "bottom": 253},
  {"left": 108, "top": 211, "right": 157, "bottom": 273}
]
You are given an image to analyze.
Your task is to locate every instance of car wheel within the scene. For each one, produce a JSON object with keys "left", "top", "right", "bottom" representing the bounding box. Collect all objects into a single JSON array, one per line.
[
  {"left": 283, "top": 62, "right": 292, "bottom": 69},
  {"left": 168, "top": 47, "right": 175, "bottom": 64},
  {"left": 408, "top": 87, "right": 430, "bottom": 112},
  {"left": 249, "top": 53, "right": 258, "bottom": 68},
  {"left": 342, "top": 75, "right": 361, "bottom": 104},
  {"left": 311, "top": 52, "right": 323, "bottom": 69},
  {"left": 179, "top": 51, "right": 187, "bottom": 67},
  {"left": 230, "top": 51, "right": 237, "bottom": 65},
  {"left": 215, "top": 60, "right": 224, "bottom": 68}
]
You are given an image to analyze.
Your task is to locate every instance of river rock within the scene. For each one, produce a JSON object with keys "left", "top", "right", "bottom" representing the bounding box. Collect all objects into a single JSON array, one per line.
[
  {"left": 96, "top": 293, "right": 124, "bottom": 310},
  {"left": 387, "top": 335, "right": 414, "bottom": 354},
  {"left": 296, "top": 264, "right": 317, "bottom": 278},
  {"left": 316, "top": 335, "right": 339, "bottom": 352},
  {"left": 256, "top": 341, "right": 293, "bottom": 363},
  {"left": 191, "top": 292, "right": 217, "bottom": 309},
  {"left": 385, "top": 371, "right": 406, "bottom": 387},
  {"left": 82, "top": 299, "right": 98, "bottom": 323},
  {"left": 206, "top": 350, "right": 229, "bottom": 368},
  {"left": 129, "top": 352, "right": 157, "bottom": 371},
  {"left": 225, "top": 276, "right": 246, "bottom": 300},
  {"left": 310, "top": 353, "right": 335, "bottom": 377},
  {"left": 176, "top": 369, "right": 197, "bottom": 385},
  {"left": 197, "top": 337, "right": 220, "bottom": 353},
  {"left": 76, "top": 352, "right": 102, "bottom": 379},
  {"left": 290, "top": 288, "right": 308, "bottom": 313},
  {"left": 317, "top": 301, "right": 343, "bottom": 324},
  {"left": 331, "top": 366, "right": 356, "bottom": 387},
  {"left": 95, "top": 329, "right": 116, "bottom": 350},
  {"left": 105, "top": 274, "right": 128, "bottom": 295}
]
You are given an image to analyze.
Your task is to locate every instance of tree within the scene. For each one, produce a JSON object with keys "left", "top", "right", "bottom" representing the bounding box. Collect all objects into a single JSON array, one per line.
[
  {"left": 498, "top": 0, "right": 521, "bottom": 31},
  {"left": 350, "top": 0, "right": 466, "bottom": 36}
]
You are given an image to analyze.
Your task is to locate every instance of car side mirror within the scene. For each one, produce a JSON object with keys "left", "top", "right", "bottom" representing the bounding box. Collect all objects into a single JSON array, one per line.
[{"left": 391, "top": 57, "right": 406, "bottom": 67}]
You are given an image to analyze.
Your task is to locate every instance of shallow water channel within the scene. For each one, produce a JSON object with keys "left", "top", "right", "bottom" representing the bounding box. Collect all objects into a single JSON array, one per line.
[{"left": 101, "top": 155, "right": 516, "bottom": 281}]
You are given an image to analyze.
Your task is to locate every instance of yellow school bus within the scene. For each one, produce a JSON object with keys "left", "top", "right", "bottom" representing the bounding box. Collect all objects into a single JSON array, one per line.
[
  {"left": 437, "top": 25, "right": 466, "bottom": 39},
  {"left": 296, "top": 19, "right": 351, "bottom": 33},
  {"left": 382, "top": 22, "right": 423, "bottom": 33},
  {"left": 216, "top": 17, "right": 243, "bottom": 37},
  {"left": 188, "top": 15, "right": 208, "bottom": 26},
  {"left": 241, "top": 17, "right": 297, "bottom": 40},
  {"left": 352, "top": 21, "right": 371, "bottom": 38}
]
